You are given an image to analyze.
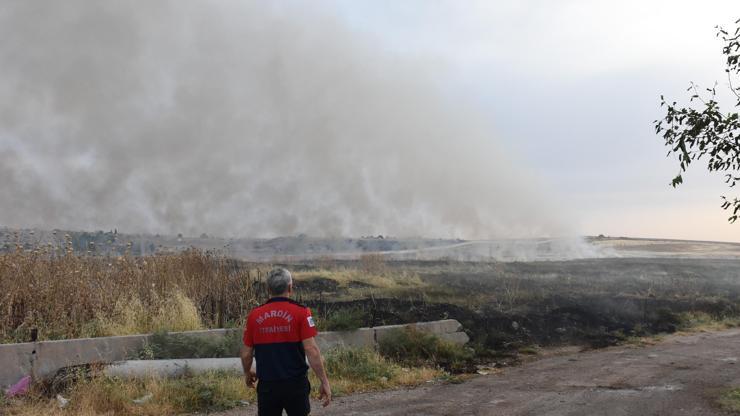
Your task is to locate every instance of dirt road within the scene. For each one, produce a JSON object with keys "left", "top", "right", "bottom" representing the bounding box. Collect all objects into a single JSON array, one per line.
[{"left": 225, "top": 328, "right": 740, "bottom": 416}]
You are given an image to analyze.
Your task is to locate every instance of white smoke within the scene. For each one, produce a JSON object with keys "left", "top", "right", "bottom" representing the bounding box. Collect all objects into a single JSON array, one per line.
[{"left": 0, "top": 1, "right": 572, "bottom": 239}]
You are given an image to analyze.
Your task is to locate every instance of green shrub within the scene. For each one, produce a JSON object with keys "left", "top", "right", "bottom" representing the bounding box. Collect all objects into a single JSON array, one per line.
[
  {"left": 325, "top": 348, "right": 396, "bottom": 382},
  {"left": 653, "top": 307, "right": 681, "bottom": 332},
  {"left": 718, "top": 388, "right": 740, "bottom": 412},
  {"left": 322, "top": 308, "right": 365, "bottom": 331},
  {"left": 378, "top": 327, "right": 474, "bottom": 373},
  {"left": 160, "top": 374, "right": 242, "bottom": 412}
]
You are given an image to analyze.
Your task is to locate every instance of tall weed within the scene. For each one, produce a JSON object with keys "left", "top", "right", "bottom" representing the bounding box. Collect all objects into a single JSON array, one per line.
[{"left": 0, "top": 248, "right": 260, "bottom": 342}]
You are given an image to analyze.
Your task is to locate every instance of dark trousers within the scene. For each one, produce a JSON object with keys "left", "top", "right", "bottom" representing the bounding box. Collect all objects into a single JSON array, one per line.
[{"left": 257, "top": 376, "right": 311, "bottom": 416}]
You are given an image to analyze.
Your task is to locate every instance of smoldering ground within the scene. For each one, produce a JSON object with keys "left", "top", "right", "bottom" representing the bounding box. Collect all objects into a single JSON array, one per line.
[{"left": 0, "top": 1, "right": 572, "bottom": 239}]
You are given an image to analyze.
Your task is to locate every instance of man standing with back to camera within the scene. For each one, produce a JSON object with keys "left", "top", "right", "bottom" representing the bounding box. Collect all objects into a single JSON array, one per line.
[{"left": 241, "top": 268, "right": 331, "bottom": 415}]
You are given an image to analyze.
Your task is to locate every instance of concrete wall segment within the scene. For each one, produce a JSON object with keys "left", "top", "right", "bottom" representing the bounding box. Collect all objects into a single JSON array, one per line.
[{"left": 0, "top": 319, "right": 464, "bottom": 387}]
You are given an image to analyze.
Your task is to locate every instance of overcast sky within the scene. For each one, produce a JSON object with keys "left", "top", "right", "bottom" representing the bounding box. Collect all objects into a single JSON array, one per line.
[{"left": 330, "top": 1, "right": 740, "bottom": 242}]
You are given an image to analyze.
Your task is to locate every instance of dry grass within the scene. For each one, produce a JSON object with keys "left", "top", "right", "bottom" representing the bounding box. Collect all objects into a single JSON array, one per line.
[
  {"left": 315, "top": 366, "right": 441, "bottom": 397},
  {"left": 0, "top": 247, "right": 261, "bottom": 343},
  {"left": 293, "top": 268, "right": 424, "bottom": 290},
  {"left": 623, "top": 312, "right": 740, "bottom": 347},
  {"left": 2, "top": 372, "right": 252, "bottom": 415},
  {"left": 677, "top": 311, "right": 740, "bottom": 333},
  {"left": 359, "top": 253, "right": 387, "bottom": 274},
  {"left": 2, "top": 349, "right": 441, "bottom": 415},
  {"left": 95, "top": 289, "right": 204, "bottom": 336},
  {"left": 0, "top": 246, "right": 422, "bottom": 343}
]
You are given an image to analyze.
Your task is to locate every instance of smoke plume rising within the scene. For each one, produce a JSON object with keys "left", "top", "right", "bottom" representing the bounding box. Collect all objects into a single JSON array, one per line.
[{"left": 0, "top": 1, "right": 571, "bottom": 239}]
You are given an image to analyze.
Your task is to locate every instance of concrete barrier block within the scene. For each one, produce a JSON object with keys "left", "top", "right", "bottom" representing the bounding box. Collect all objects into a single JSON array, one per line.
[
  {"left": 32, "top": 334, "right": 148, "bottom": 379},
  {"left": 438, "top": 331, "right": 470, "bottom": 345},
  {"left": 169, "top": 328, "right": 236, "bottom": 341},
  {"left": 184, "top": 357, "right": 243, "bottom": 374},
  {"left": 373, "top": 319, "right": 461, "bottom": 336},
  {"left": 105, "top": 358, "right": 243, "bottom": 379},
  {"left": 411, "top": 319, "right": 462, "bottom": 334},
  {"left": 0, "top": 342, "right": 34, "bottom": 389},
  {"left": 374, "top": 319, "right": 463, "bottom": 343},
  {"left": 0, "top": 319, "right": 466, "bottom": 386},
  {"left": 316, "top": 328, "right": 375, "bottom": 351},
  {"left": 106, "top": 359, "right": 190, "bottom": 379}
]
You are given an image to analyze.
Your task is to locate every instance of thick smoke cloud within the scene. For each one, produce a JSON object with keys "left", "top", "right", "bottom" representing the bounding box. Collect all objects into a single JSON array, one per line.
[{"left": 0, "top": 1, "right": 571, "bottom": 239}]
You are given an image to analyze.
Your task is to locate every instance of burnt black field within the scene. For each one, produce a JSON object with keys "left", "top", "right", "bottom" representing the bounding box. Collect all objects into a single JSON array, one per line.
[{"left": 290, "top": 257, "right": 740, "bottom": 356}]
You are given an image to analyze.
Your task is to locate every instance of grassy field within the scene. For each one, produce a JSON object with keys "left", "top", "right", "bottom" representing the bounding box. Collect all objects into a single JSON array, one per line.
[
  {"left": 3, "top": 247, "right": 740, "bottom": 414},
  {"left": 2, "top": 339, "right": 446, "bottom": 415},
  {"left": 5, "top": 247, "right": 740, "bottom": 346}
]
